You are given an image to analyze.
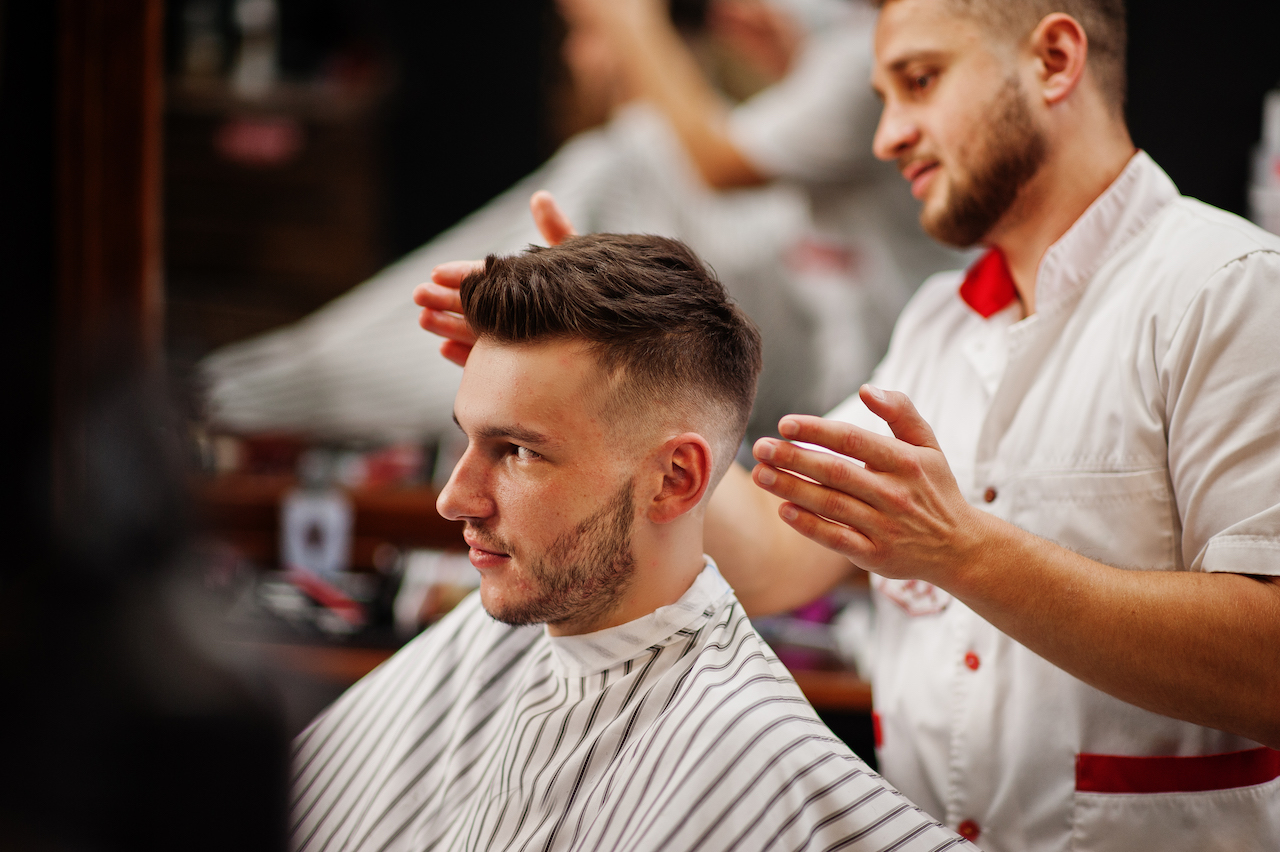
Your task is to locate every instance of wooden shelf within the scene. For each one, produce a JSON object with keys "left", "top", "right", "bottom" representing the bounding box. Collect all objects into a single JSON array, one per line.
[
  {"left": 194, "top": 472, "right": 465, "bottom": 569},
  {"left": 164, "top": 77, "right": 387, "bottom": 357},
  {"left": 792, "top": 668, "right": 873, "bottom": 712}
]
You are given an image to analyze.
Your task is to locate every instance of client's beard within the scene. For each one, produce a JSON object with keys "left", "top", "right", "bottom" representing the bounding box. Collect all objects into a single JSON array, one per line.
[{"left": 475, "top": 478, "right": 637, "bottom": 632}]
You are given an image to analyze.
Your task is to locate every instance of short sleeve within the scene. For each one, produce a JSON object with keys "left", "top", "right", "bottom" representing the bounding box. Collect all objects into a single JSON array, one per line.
[{"left": 1164, "top": 250, "right": 1280, "bottom": 576}]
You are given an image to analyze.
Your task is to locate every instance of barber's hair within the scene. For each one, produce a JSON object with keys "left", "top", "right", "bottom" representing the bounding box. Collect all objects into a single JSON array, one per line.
[
  {"left": 461, "top": 233, "right": 763, "bottom": 481},
  {"left": 874, "top": 0, "right": 1127, "bottom": 111}
]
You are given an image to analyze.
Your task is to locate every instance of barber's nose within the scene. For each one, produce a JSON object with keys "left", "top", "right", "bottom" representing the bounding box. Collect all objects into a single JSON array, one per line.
[
  {"left": 872, "top": 102, "right": 919, "bottom": 162},
  {"left": 436, "top": 447, "right": 494, "bottom": 522}
]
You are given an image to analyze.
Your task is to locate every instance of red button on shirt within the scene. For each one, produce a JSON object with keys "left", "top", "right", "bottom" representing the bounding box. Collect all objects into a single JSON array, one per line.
[
  {"left": 983, "top": 487, "right": 997, "bottom": 503},
  {"left": 958, "top": 820, "right": 981, "bottom": 842},
  {"left": 964, "top": 651, "right": 981, "bottom": 671}
]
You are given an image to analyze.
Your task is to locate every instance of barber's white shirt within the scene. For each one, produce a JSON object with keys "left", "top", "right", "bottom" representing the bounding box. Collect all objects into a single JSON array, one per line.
[{"left": 826, "top": 151, "right": 1280, "bottom": 852}]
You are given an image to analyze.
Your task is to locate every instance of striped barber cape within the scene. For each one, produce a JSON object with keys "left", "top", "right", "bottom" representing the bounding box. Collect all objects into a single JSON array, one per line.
[{"left": 290, "top": 560, "right": 968, "bottom": 852}]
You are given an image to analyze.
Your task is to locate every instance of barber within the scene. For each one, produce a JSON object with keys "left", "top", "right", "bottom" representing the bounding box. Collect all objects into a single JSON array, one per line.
[{"left": 417, "top": 1, "right": 1280, "bottom": 849}]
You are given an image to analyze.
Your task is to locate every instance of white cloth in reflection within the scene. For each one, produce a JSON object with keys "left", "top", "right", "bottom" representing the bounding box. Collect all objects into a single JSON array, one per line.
[{"left": 202, "top": 105, "right": 819, "bottom": 443}]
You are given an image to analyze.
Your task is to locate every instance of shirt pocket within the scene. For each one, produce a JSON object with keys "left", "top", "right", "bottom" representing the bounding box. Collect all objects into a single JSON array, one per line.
[
  {"left": 1006, "top": 466, "right": 1178, "bottom": 570},
  {"left": 1071, "top": 748, "right": 1280, "bottom": 852}
]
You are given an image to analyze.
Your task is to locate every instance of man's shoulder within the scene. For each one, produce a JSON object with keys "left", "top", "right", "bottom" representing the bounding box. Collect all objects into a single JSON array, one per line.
[
  {"left": 1136, "top": 196, "right": 1280, "bottom": 283},
  {"left": 668, "top": 602, "right": 847, "bottom": 747},
  {"left": 1101, "top": 195, "right": 1280, "bottom": 324},
  {"left": 625, "top": 606, "right": 957, "bottom": 852},
  {"left": 1114, "top": 153, "right": 1280, "bottom": 276},
  {"left": 327, "top": 593, "right": 541, "bottom": 715},
  {"left": 1162, "top": 195, "right": 1280, "bottom": 257}
]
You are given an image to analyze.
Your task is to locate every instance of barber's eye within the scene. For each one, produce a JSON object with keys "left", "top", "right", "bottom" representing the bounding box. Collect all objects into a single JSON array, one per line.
[
  {"left": 908, "top": 72, "right": 935, "bottom": 92},
  {"left": 514, "top": 445, "right": 541, "bottom": 461}
]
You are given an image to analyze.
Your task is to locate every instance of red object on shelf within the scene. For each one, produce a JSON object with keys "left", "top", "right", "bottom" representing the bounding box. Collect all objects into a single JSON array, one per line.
[
  {"left": 214, "top": 115, "right": 304, "bottom": 167},
  {"left": 285, "top": 567, "right": 364, "bottom": 626}
]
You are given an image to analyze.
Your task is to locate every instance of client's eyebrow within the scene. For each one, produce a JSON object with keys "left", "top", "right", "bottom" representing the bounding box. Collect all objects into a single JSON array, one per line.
[
  {"left": 452, "top": 412, "right": 553, "bottom": 448},
  {"left": 887, "top": 49, "right": 946, "bottom": 70}
]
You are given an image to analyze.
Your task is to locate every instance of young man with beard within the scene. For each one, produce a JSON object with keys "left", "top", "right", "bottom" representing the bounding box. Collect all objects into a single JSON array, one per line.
[
  {"left": 417, "top": 1, "right": 1280, "bottom": 850},
  {"left": 293, "top": 234, "right": 969, "bottom": 852}
]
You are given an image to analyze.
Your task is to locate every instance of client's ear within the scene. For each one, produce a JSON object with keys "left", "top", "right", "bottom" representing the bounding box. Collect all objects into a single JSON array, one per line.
[{"left": 647, "top": 433, "right": 713, "bottom": 524}]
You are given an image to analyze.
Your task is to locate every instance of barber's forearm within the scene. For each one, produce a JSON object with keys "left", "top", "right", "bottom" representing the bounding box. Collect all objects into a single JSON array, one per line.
[
  {"left": 952, "top": 514, "right": 1280, "bottom": 748},
  {"left": 707, "top": 464, "right": 854, "bottom": 615},
  {"left": 605, "top": 2, "right": 764, "bottom": 188}
]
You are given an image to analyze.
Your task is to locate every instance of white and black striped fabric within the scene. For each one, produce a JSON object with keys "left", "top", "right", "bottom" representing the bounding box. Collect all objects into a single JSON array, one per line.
[{"left": 291, "top": 562, "right": 968, "bottom": 852}]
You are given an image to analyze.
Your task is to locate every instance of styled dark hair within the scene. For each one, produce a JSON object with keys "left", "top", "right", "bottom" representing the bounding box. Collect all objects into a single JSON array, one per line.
[
  {"left": 460, "top": 233, "right": 763, "bottom": 476},
  {"left": 873, "top": 0, "right": 1127, "bottom": 111}
]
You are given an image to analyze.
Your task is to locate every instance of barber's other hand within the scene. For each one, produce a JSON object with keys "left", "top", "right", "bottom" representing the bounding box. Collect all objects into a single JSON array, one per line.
[
  {"left": 750, "top": 385, "right": 987, "bottom": 584},
  {"left": 707, "top": 0, "right": 801, "bottom": 81},
  {"left": 557, "top": 0, "right": 663, "bottom": 32},
  {"left": 414, "top": 190, "right": 577, "bottom": 366}
]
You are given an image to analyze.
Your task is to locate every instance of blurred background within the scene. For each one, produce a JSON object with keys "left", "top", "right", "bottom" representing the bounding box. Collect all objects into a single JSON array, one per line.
[
  {"left": 3, "top": 0, "right": 1279, "bottom": 847},
  {"left": 162, "top": 0, "right": 555, "bottom": 371}
]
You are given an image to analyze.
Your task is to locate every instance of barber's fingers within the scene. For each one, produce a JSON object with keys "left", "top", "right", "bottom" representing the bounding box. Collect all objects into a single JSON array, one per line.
[
  {"left": 530, "top": 190, "right": 577, "bottom": 246},
  {"left": 413, "top": 281, "right": 463, "bottom": 314},
  {"left": 424, "top": 259, "right": 485, "bottom": 295},
  {"left": 417, "top": 303, "right": 471, "bottom": 338},
  {"left": 752, "top": 437, "right": 894, "bottom": 514},
  {"left": 414, "top": 261, "right": 482, "bottom": 368},
  {"left": 413, "top": 193, "right": 575, "bottom": 369},
  {"left": 415, "top": 278, "right": 476, "bottom": 367},
  {"left": 417, "top": 306, "right": 475, "bottom": 367},
  {"left": 763, "top": 415, "right": 908, "bottom": 475},
  {"left": 750, "top": 461, "right": 877, "bottom": 561},
  {"left": 775, "top": 499, "right": 876, "bottom": 566},
  {"left": 858, "top": 385, "right": 942, "bottom": 452},
  {"left": 439, "top": 339, "right": 473, "bottom": 368}
]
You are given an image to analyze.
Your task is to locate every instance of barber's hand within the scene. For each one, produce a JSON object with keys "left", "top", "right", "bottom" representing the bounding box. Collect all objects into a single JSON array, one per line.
[
  {"left": 414, "top": 190, "right": 577, "bottom": 367},
  {"left": 750, "top": 385, "right": 986, "bottom": 584},
  {"left": 558, "top": 0, "right": 662, "bottom": 31},
  {"left": 707, "top": 0, "right": 801, "bottom": 81}
]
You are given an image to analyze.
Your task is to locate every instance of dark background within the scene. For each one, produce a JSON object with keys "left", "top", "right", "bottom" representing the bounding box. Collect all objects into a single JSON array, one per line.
[
  {"left": 1126, "top": 0, "right": 1280, "bottom": 218},
  {"left": 161, "top": 0, "right": 556, "bottom": 255}
]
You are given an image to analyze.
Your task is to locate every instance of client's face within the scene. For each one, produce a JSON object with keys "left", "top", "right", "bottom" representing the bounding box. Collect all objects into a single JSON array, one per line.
[{"left": 437, "top": 338, "right": 641, "bottom": 636}]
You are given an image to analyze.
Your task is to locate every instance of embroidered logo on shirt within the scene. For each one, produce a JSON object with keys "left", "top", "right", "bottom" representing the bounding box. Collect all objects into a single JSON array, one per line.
[{"left": 872, "top": 576, "right": 952, "bottom": 616}]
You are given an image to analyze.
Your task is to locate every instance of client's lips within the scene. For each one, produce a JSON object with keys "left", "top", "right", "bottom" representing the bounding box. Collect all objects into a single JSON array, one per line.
[{"left": 464, "top": 532, "right": 510, "bottom": 569}]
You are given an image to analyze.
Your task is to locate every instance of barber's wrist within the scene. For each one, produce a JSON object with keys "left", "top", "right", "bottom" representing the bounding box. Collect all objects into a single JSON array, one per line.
[{"left": 944, "top": 508, "right": 1025, "bottom": 606}]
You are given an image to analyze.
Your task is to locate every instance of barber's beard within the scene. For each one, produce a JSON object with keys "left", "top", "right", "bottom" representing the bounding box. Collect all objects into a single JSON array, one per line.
[
  {"left": 924, "top": 78, "right": 1048, "bottom": 248},
  {"left": 475, "top": 479, "right": 637, "bottom": 632}
]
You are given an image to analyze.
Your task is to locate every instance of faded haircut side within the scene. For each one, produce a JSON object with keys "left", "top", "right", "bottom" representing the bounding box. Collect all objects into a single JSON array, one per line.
[{"left": 460, "top": 233, "right": 763, "bottom": 484}]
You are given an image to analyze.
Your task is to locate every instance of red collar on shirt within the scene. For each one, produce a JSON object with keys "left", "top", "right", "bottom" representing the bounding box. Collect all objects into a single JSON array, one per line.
[{"left": 959, "top": 248, "right": 1018, "bottom": 318}]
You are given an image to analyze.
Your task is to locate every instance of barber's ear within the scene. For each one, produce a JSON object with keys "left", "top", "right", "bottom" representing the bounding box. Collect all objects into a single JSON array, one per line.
[
  {"left": 648, "top": 433, "right": 713, "bottom": 524},
  {"left": 1030, "top": 13, "right": 1088, "bottom": 105}
]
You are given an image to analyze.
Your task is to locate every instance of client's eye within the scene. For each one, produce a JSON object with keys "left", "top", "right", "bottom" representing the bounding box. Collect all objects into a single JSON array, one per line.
[{"left": 514, "top": 445, "right": 541, "bottom": 461}]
